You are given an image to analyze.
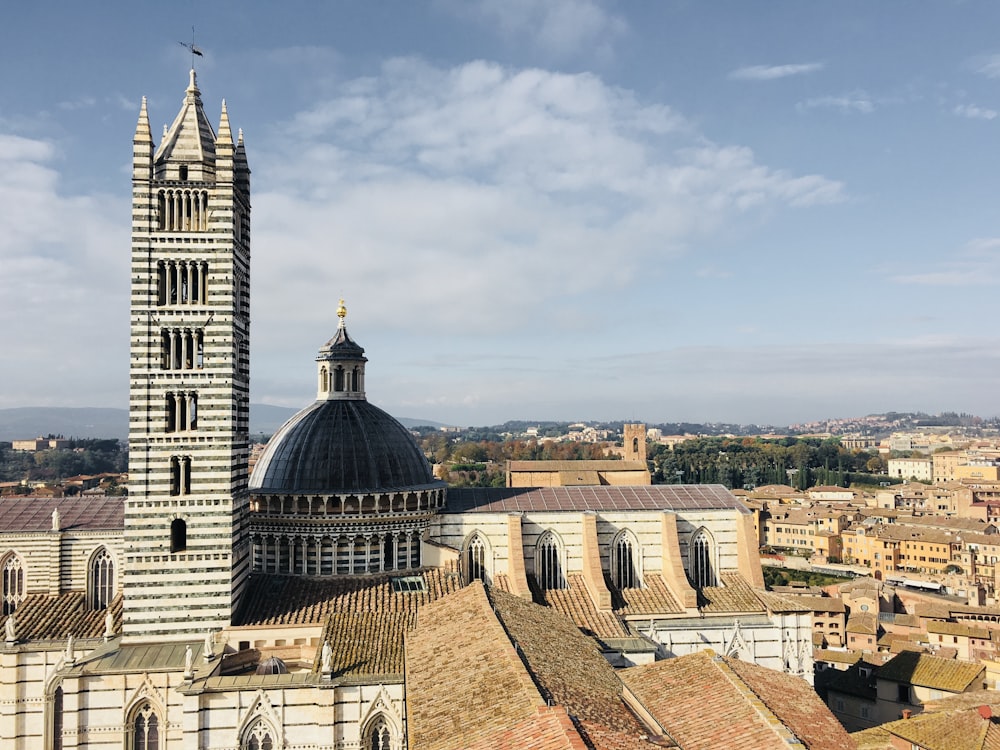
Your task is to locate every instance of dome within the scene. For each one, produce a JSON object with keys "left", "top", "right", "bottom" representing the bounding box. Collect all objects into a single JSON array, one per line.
[
  {"left": 249, "top": 399, "right": 440, "bottom": 494},
  {"left": 255, "top": 656, "right": 288, "bottom": 675}
]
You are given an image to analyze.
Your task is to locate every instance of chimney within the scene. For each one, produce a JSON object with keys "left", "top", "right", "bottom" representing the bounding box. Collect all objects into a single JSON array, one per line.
[
  {"left": 978, "top": 705, "right": 993, "bottom": 720},
  {"left": 901, "top": 710, "right": 912, "bottom": 719}
]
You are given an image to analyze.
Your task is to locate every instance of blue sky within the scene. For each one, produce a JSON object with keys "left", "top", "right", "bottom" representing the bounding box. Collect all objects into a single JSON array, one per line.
[{"left": 3, "top": 1, "right": 1000, "bottom": 427}]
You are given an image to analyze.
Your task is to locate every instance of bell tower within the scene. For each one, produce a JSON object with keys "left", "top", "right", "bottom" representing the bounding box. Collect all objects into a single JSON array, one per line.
[{"left": 125, "top": 70, "right": 251, "bottom": 641}]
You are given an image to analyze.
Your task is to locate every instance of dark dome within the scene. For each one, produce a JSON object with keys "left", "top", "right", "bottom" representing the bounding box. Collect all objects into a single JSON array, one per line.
[
  {"left": 249, "top": 399, "right": 440, "bottom": 494},
  {"left": 255, "top": 656, "right": 288, "bottom": 675}
]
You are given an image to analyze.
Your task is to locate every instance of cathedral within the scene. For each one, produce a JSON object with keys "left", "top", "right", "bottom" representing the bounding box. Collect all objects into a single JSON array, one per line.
[{"left": 0, "top": 72, "right": 832, "bottom": 749}]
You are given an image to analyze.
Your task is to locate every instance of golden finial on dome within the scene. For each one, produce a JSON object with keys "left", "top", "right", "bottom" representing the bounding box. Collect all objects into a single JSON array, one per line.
[{"left": 337, "top": 298, "right": 347, "bottom": 328}]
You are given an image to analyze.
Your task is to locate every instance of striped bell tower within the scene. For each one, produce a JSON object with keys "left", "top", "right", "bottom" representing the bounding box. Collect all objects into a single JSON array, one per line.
[{"left": 125, "top": 70, "right": 251, "bottom": 641}]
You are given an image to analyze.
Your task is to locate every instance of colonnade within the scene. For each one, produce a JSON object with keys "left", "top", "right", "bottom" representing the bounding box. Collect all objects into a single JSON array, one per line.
[
  {"left": 169, "top": 455, "right": 192, "bottom": 496},
  {"left": 252, "top": 489, "right": 443, "bottom": 517},
  {"left": 160, "top": 328, "right": 204, "bottom": 370},
  {"left": 157, "top": 260, "right": 208, "bottom": 306},
  {"left": 165, "top": 392, "right": 197, "bottom": 432},
  {"left": 251, "top": 530, "right": 422, "bottom": 575},
  {"left": 157, "top": 189, "right": 209, "bottom": 231}
]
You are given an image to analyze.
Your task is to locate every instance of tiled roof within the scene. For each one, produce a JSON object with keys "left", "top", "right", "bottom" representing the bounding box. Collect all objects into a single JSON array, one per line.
[
  {"left": 826, "top": 661, "right": 878, "bottom": 701},
  {"left": 2, "top": 592, "right": 120, "bottom": 641},
  {"left": 847, "top": 612, "right": 879, "bottom": 636},
  {"left": 318, "top": 610, "right": 414, "bottom": 677},
  {"left": 488, "top": 587, "right": 650, "bottom": 749},
  {"left": 507, "top": 461, "right": 648, "bottom": 472},
  {"left": 0, "top": 495, "right": 123, "bottom": 532},
  {"left": 791, "top": 595, "right": 846, "bottom": 614},
  {"left": 613, "top": 573, "right": 685, "bottom": 617},
  {"left": 877, "top": 651, "right": 985, "bottom": 692},
  {"left": 874, "top": 706, "right": 994, "bottom": 750},
  {"left": 461, "top": 707, "right": 590, "bottom": 750},
  {"left": 700, "top": 573, "right": 766, "bottom": 614},
  {"left": 621, "top": 650, "right": 852, "bottom": 750},
  {"left": 404, "top": 582, "right": 562, "bottom": 750},
  {"left": 814, "top": 649, "right": 863, "bottom": 665},
  {"left": 851, "top": 725, "right": 894, "bottom": 750},
  {"left": 535, "top": 574, "right": 631, "bottom": 639},
  {"left": 234, "top": 569, "right": 464, "bottom": 626},
  {"left": 446, "top": 485, "right": 747, "bottom": 514},
  {"left": 927, "top": 620, "right": 992, "bottom": 639}
]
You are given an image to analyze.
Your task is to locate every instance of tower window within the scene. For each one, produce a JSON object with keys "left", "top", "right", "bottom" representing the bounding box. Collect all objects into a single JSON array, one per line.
[
  {"left": 170, "top": 519, "right": 187, "bottom": 553},
  {"left": 178, "top": 165, "right": 188, "bottom": 181}
]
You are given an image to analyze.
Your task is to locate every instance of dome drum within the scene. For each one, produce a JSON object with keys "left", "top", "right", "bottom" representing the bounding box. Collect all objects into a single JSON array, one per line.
[{"left": 251, "top": 487, "right": 445, "bottom": 517}]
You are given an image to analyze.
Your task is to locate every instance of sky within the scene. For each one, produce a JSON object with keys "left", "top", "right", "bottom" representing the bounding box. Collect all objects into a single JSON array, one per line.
[{"left": 3, "top": 1, "right": 1000, "bottom": 428}]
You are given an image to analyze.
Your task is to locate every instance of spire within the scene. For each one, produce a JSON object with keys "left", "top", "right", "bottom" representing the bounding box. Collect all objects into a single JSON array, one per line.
[
  {"left": 153, "top": 69, "right": 218, "bottom": 177},
  {"left": 134, "top": 97, "right": 152, "bottom": 143},
  {"left": 217, "top": 99, "right": 233, "bottom": 145},
  {"left": 337, "top": 298, "right": 347, "bottom": 329}
]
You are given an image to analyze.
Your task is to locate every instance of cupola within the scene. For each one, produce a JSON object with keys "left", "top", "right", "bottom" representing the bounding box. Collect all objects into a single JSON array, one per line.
[{"left": 316, "top": 299, "right": 367, "bottom": 400}]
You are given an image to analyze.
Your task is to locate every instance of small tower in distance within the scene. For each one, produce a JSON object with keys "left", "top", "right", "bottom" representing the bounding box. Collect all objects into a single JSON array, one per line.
[
  {"left": 125, "top": 70, "right": 251, "bottom": 641},
  {"left": 622, "top": 424, "right": 647, "bottom": 464}
]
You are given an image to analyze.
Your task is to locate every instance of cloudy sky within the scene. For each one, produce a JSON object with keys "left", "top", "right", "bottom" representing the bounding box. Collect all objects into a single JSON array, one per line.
[{"left": 3, "top": 1, "right": 1000, "bottom": 427}]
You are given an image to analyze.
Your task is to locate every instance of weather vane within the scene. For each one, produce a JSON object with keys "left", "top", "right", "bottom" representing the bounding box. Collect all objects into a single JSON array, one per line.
[{"left": 178, "top": 26, "right": 204, "bottom": 68}]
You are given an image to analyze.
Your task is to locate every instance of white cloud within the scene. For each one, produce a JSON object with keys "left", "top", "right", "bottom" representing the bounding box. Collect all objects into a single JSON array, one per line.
[
  {"left": 797, "top": 90, "right": 875, "bottom": 114},
  {"left": 441, "top": 0, "right": 628, "bottom": 59},
  {"left": 891, "top": 237, "right": 1000, "bottom": 287},
  {"left": 0, "top": 134, "right": 128, "bottom": 408},
  {"left": 973, "top": 54, "right": 1000, "bottom": 79},
  {"left": 728, "top": 63, "right": 824, "bottom": 81},
  {"left": 954, "top": 103, "right": 998, "bottom": 120}
]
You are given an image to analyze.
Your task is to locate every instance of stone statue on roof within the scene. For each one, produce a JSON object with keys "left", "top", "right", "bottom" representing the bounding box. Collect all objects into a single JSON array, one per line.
[
  {"left": 203, "top": 631, "right": 214, "bottom": 661},
  {"left": 321, "top": 640, "right": 332, "bottom": 674},
  {"left": 184, "top": 645, "right": 194, "bottom": 678},
  {"left": 51, "top": 508, "right": 60, "bottom": 532},
  {"left": 104, "top": 609, "right": 114, "bottom": 640},
  {"left": 5, "top": 612, "right": 16, "bottom": 643},
  {"left": 65, "top": 634, "right": 75, "bottom": 663}
]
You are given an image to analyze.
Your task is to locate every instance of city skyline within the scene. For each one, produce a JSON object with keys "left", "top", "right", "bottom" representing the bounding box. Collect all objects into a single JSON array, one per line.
[{"left": 3, "top": 1, "right": 1000, "bottom": 426}]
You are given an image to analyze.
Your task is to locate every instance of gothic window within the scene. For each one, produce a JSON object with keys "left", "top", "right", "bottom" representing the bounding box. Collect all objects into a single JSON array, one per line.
[
  {"left": 467, "top": 534, "right": 487, "bottom": 583},
  {"left": 130, "top": 702, "right": 160, "bottom": 750},
  {"left": 368, "top": 716, "right": 392, "bottom": 750},
  {"left": 536, "top": 531, "right": 565, "bottom": 590},
  {"left": 89, "top": 547, "right": 114, "bottom": 610},
  {"left": 612, "top": 530, "right": 640, "bottom": 589},
  {"left": 171, "top": 519, "right": 187, "bottom": 553},
  {"left": 243, "top": 719, "right": 274, "bottom": 750},
  {"left": 689, "top": 527, "right": 717, "bottom": 589},
  {"left": 2, "top": 554, "right": 24, "bottom": 616},
  {"left": 52, "top": 686, "right": 63, "bottom": 750}
]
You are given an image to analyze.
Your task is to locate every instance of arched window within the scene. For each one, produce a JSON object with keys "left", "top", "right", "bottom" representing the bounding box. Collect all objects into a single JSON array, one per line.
[
  {"left": 689, "top": 527, "right": 717, "bottom": 589},
  {"left": 52, "top": 685, "right": 64, "bottom": 750},
  {"left": 2, "top": 554, "right": 24, "bottom": 615},
  {"left": 367, "top": 716, "right": 392, "bottom": 750},
  {"left": 170, "top": 519, "right": 187, "bottom": 553},
  {"left": 612, "top": 530, "right": 640, "bottom": 589},
  {"left": 89, "top": 548, "right": 114, "bottom": 610},
  {"left": 334, "top": 366, "right": 344, "bottom": 392},
  {"left": 130, "top": 702, "right": 160, "bottom": 750},
  {"left": 535, "top": 532, "right": 565, "bottom": 590},
  {"left": 243, "top": 719, "right": 275, "bottom": 750},
  {"left": 467, "top": 534, "right": 487, "bottom": 583}
]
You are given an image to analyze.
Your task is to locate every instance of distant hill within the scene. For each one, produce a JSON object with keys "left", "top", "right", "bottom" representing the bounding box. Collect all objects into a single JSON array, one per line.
[{"left": 0, "top": 406, "right": 447, "bottom": 442}]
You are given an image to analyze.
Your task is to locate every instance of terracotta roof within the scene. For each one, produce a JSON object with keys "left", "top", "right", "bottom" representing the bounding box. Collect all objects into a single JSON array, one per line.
[
  {"left": 621, "top": 650, "right": 852, "bottom": 750},
  {"left": 507, "top": 461, "right": 648, "bottom": 472},
  {"left": 851, "top": 725, "right": 894, "bottom": 750},
  {"left": 877, "top": 651, "right": 985, "bottom": 692},
  {"left": 826, "top": 661, "right": 878, "bottom": 701},
  {"left": 791, "top": 595, "right": 846, "bottom": 614},
  {"left": 234, "top": 569, "right": 464, "bottom": 626},
  {"left": 613, "top": 573, "right": 685, "bottom": 617},
  {"left": 700, "top": 573, "right": 766, "bottom": 614},
  {"left": 927, "top": 620, "right": 992, "bottom": 639},
  {"left": 317, "top": 610, "right": 414, "bottom": 677},
  {"left": 536, "top": 574, "right": 631, "bottom": 639},
  {"left": 0, "top": 495, "right": 123, "bottom": 532},
  {"left": 1, "top": 592, "right": 120, "bottom": 641},
  {"left": 488, "top": 586, "right": 650, "bottom": 749},
  {"left": 404, "top": 582, "right": 572, "bottom": 750},
  {"left": 872, "top": 705, "right": 996, "bottom": 750},
  {"left": 446, "top": 485, "right": 747, "bottom": 513},
  {"left": 847, "top": 612, "right": 879, "bottom": 636},
  {"left": 814, "top": 649, "right": 863, "bottom": 666}
]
